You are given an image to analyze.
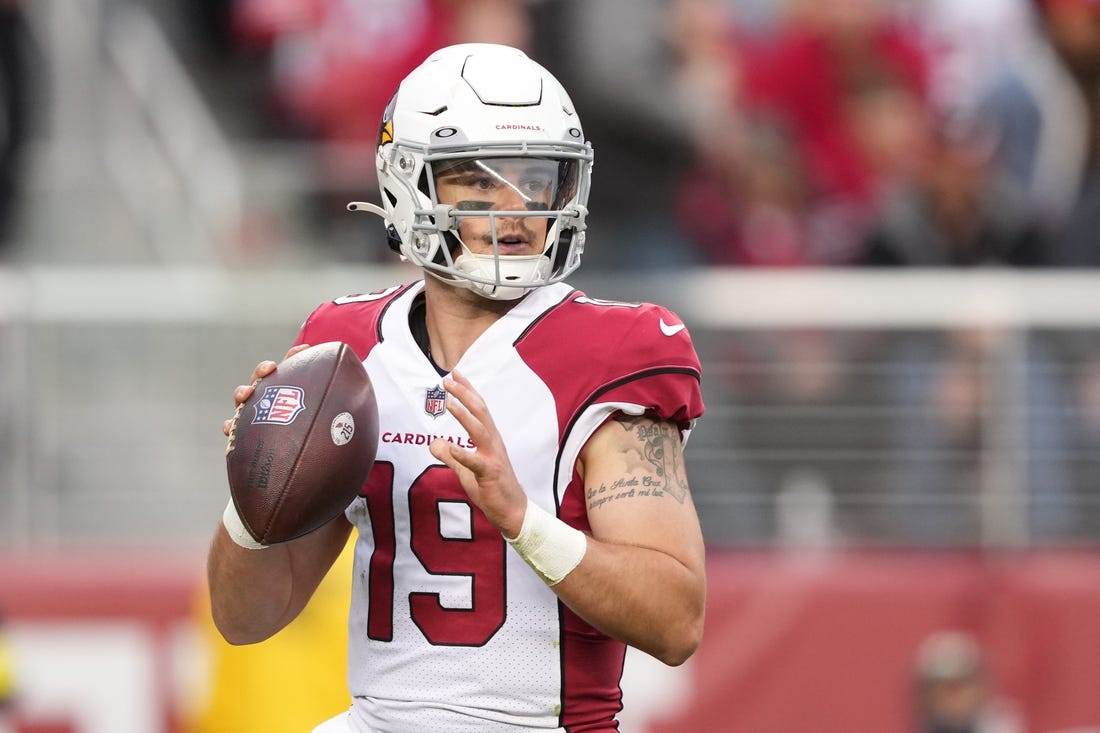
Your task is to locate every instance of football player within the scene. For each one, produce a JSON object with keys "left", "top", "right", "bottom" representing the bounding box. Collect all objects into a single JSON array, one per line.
[{"left": 207, "top": 43, "right": 706, "bottom": 732}]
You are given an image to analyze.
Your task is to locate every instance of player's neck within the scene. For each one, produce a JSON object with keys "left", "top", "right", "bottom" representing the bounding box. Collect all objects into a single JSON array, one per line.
[{"left": 422, "top": 277, "right": 522, "bottom": 371}]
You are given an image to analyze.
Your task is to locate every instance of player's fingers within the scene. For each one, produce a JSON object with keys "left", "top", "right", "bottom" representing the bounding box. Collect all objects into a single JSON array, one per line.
[
  {"left": 444, "top": 389, "right": 475, "bottom": 429},
  {"left": 430, "top": 439, "right": 483, "bottom": 477},
  {"left": 283, "top": 343, "right": 311, "bottom": 361},
  {"left": 446, "top": 370, "right": 481, "bottom": 405},
  {"left": 429, "top": 438, "right": 456, "bottom": 468},
  {"left": 251, "top": 360, "right": 277, "bottom": 382},
  {"left": 222, "top": 418, "right": 232, "bottom": 436},
  {"left": 444, "top": 390, "right": 500, "bottom": 454},
  {"left": 445, "top": 371, "right": 495, "bottom": 430},
  {"left": 233, "top": 384, "right": 254, "bottom": 405}
]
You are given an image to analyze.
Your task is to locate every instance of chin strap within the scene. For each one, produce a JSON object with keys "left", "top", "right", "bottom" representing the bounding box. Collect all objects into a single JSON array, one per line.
[
  {"left": 452, "top": 251, "right": 551, "bottom": 300},
  {"left": 348, "top": 201, "right": 405, "bottom": 255}
]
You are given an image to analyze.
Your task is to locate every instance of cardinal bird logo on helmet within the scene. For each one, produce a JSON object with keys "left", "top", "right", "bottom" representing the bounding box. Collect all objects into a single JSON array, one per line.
[{"left": 378, "top": 94, "right": 396, "bottom": 146}]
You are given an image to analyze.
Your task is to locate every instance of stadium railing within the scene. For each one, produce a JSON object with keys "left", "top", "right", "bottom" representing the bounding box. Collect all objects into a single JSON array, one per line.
[{"left": 1, "top": 266, "right": 1098, "bottom": 550}]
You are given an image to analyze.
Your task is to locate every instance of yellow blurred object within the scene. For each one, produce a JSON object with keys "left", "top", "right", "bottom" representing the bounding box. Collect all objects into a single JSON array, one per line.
[
  {"left": 186, "top": 537, "right": 354, "bottom": 733},
  {"left": 0, "top": 627, "right": 14, "bottom": 705}
]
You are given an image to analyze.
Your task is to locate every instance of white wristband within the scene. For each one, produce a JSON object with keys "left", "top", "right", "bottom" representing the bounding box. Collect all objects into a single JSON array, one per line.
[
  {"left": 222, "top": 499, "right": 268, "bottom": 550},
  {"left": 504, "top": 501, "right": 587, "bottom": 586}
]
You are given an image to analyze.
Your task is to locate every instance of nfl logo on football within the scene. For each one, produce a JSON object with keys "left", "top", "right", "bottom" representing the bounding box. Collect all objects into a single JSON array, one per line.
[
  {"left": 253, "top": 385, "right": 306, "bottom": 425},
  {"left": 424, "top": 385, "right": 447, "bottom": 418}
]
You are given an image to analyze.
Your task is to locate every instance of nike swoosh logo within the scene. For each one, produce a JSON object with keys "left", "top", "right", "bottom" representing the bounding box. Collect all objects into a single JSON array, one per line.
[{"left": 659, "top": 318, "right": 686, "bottom": 336}]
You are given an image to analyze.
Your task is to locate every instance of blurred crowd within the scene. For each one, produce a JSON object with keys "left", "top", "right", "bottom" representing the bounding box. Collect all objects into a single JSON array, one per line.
[
  {"left": 0, "top": 0, "right": 1094, "bottom": 268},
  {"left": 2, "top": 0, "right": 1097, "bottom": 270},
  {"left": 168, "top": 0, "right": 1100, "bottom": 273}
]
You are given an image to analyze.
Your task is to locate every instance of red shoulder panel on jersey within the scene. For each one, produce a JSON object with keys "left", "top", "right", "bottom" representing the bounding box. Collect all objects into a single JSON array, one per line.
[
  {"left": 516, "top": 290, "right": 704, "bottom": 434},
  {"left": 294, "top": 283, "right": 414, "bottom": 360}
]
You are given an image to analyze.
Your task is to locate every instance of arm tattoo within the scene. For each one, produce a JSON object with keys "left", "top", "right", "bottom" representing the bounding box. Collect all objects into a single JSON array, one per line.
[{"left": 585, "top": 415, "right": 690, "bottom": 511}]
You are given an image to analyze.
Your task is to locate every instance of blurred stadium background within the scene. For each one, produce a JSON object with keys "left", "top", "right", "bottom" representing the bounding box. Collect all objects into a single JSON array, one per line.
[{"left": 2, "top": 0, "right": 1100, "bottom": 731}]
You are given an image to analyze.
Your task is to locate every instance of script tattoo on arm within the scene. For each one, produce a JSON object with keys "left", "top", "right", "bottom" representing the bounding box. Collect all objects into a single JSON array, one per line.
[{"left": 586, "top": 414, "right": 690, "bottom": 512}]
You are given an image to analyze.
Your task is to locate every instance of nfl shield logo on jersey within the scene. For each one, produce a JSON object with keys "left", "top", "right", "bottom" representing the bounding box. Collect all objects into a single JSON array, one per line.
[
  {"left": 424, "top": 385, "right": 447, "bottom": 418},
  {"left": 252, "top": 385, "right": 306, "bottom": 425}
]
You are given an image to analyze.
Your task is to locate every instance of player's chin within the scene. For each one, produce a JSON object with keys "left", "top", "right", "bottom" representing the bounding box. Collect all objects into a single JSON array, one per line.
[{"left": 499, "top": 245, "right": 538, "bottom": 256}]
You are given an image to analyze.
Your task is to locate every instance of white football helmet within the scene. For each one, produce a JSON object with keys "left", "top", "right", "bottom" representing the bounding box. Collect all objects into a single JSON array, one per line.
[{"left": 349, "top": 44, "right": 593, "bottom": 300}]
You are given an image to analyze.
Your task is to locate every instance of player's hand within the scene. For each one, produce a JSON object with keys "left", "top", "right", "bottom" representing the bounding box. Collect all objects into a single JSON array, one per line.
[
  {"left": 429, "top": 370, "right": 528, "bottom": 538},
  {"left": 221, "top": 344, "right": 312, "bottom": 436}
]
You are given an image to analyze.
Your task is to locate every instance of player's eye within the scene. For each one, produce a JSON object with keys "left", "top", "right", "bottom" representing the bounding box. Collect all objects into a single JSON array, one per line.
[{"left": 520, "top": 178, "right": 552, "bottom": 195}]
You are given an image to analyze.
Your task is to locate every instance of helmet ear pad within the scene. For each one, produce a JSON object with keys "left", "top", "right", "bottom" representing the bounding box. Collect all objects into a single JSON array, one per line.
[
  {"left": 385, "top": 224, "right": 402, "bottom": 255},
  {"left": 380, "top": 183, "right": 404, "bottom": 255},
  {"left": 551, "top": 229, "right": 574, "bottom": 274}
]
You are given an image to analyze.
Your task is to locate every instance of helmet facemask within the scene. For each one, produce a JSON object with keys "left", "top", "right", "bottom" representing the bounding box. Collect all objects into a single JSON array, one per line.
[{"left": 410, "top": 153, "right": 587, "bottom": 300}]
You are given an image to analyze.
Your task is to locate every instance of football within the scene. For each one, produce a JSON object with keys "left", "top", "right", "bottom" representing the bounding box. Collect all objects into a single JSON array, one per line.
[{"left": 225, "top": 341, "right": 378, "bottom": 545}]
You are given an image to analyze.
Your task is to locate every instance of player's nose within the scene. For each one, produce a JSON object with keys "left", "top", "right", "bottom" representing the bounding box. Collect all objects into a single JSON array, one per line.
[{"left": 493, "top": 179, "right": 533, "bottom": 210}]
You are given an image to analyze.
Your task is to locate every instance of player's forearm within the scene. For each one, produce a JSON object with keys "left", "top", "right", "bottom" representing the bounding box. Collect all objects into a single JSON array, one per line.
[
  {"left": 206, "top": 528, "right": 299, "bottom": 644},
  {"left": 552, "top": 538, "right": 705, "bottom": 666},
  {"left": 208, "top": 515, "right": 353, "bottom": 644}
]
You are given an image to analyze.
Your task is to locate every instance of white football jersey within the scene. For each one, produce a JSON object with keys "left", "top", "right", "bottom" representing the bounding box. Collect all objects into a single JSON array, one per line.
[{"left": 296, "top": 280, "right": 704, "bottom": 733}]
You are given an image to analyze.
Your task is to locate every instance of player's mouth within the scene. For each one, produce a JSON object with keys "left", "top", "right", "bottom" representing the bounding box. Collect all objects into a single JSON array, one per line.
[{"left": 488, "top": 232, "right": 533, "bottom": 253}]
